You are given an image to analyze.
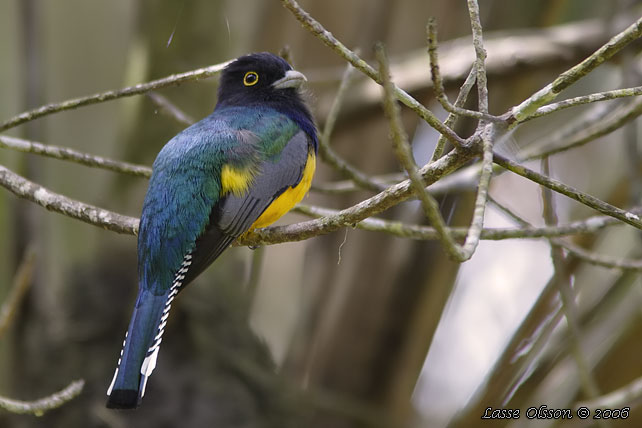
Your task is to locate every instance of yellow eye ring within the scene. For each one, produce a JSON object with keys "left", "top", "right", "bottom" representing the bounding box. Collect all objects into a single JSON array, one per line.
[{"left": 243, "top": 71, "right": 259, "bottom": 86}]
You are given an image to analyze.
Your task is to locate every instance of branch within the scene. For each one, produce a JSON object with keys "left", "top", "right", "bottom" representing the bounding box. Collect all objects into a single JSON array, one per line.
[
  {"left": 526, "top": 86, "right": 642, "bottom": 121},
  {"left": 523, "top": 95, "right": 642, "bottom": 160},
  {"left": 0, "top": 144, "right": 475, "bottom": 243},
  {"left": 490, "top": 196, "right": 642, "bottom": 270},
  {"left": 493, "top": 153, "right": 642, "bottom": 229},
  {"left": 377, "top": 43, "right": 488, "bottom": 261},
  {"left": 318, "top": 60, "right": 385, "bottom": 192},
  {"left": 1, "top": 156, "right": 634, "bottom": 247},
  {"left": 426, "top": 19, "right": 500, "bottom": 123},
  {"left": 467, "top": 0, "right": 490, "bottom": 117},
  {"left": 0, "top": 380, "right": 84, "bottom": 416},
  {"left": 315, "top": 14, "right": 633, "bottom": 122},
  {"left": 431, "top": 67, "right": 477, "bottom": 161},
  {"left": 240, "top": 146, "right": 476, "bottom": 246},
  {"left": 0, "top": 135, "right": 152, "bottom": 178},
  {"left": 540, "top": 157, "right": 602, "bottom": 400},
  {"left": 559, "top": 240, "right": 642, "bottom": 271},
  {"left": 0, "top": 164, "right": 138, "bottom": 235},
  {"left": 279, "top": 0, "right": 467, "bottom": 147},
  {"left": 509, "top": 16, "right": 642, "bottom": 123},
  {"left": 293, "top": 204, "right": 629, "bottom": 241},
  {"left": 0, "top": 61, "right": 230, "bottom": 132}
]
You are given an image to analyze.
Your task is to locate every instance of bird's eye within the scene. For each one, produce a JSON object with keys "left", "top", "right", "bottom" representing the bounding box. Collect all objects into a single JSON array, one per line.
[{"left": 243, "top": 71, "right": 259, "bottom": 86}]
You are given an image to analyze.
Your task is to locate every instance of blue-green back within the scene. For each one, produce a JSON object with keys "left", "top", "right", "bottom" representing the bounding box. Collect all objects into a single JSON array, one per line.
[{"left": 137, "top": 106, "right": 301, "bottom": 294}]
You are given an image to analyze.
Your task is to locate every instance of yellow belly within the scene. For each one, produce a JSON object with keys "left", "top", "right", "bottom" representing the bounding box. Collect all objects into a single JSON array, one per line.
[{"left": 249, "top": 152, "right": 315, "bottom": 230}]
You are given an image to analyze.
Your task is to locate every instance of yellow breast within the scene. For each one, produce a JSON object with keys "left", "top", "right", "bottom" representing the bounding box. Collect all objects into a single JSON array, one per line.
[{"left": 249, "top": 152, "right": 316, "bottom": 230}]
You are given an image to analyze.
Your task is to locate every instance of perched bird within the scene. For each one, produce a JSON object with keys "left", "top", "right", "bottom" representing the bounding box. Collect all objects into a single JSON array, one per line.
[{"left": 106, "top": 52, "right": 317, "bottom": 409}]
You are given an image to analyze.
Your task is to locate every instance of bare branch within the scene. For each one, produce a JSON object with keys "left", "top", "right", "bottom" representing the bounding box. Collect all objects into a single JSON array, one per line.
[
  {"left": 467, "top": 0, "right": 490, "bottom": 116},
  {"left": 526, "top": 86, "right": 642, "bottom": 120},
  {"left": 426, "top": 19, "right": 500, "bottom": 123},
  {"left": 0, "top": 61, "right": 230, "bottom": 132},
  {"left": 493, "top": 153, "right": 642, "bottom": 229},
  {"left": 491, "top": 195, "right": 642, "bottom": 270},
  {"left": 558, "top": 240, "right": 642, "bottom": 271},
  {"left": 0, "top": 135, "right": 152, "bottom": 178},
  {"left": 540, "top": 157, "right": 602, "bottom": 401},
  {"left": 431, "top": 67, "right": 477, "bottom": 161},
  {"left": 523, "top": 96, "right": 642, "bottom": 160},
  {"left": 293, "top": 204, "right": 629, "bottom": 241},
  {"left": 2, "top": 135, "right": 639, "bottom": 252},
  {"left": 318, "top": 61, "right": 385, "bottom": 192},
  {"left": 0, "top": 145, "right": 475, "bottom": 243},
  {"left": 377, "top": 42, "right": 484, "bottom": 261},
  {"left": 0, "top": 380, "right": 85, "bottom": 416},
  {"left": 279, "top": 0, "right": 467, "bottom": 147},
  {"left": 0, "top": 164, "right": 139, "bottom": 235},
  {"left": 510, "top": 16, "right": 642, "bottom": 123},
  {"left": 316, "top": 15, "right": 632, "bottom": 122}
]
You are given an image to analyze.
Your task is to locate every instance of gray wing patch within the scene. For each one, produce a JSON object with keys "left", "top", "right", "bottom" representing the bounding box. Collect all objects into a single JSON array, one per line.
[
  {"left": 216, "top": 129, "right": 310, "bottom": 234},
  {"left": 181, "top": 130, "right": 311, "bottom": 287}
]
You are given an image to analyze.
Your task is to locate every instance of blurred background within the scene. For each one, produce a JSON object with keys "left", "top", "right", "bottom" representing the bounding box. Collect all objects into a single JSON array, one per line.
[{"left": 1, "top": 0, "right": 642, "bottom": 427}]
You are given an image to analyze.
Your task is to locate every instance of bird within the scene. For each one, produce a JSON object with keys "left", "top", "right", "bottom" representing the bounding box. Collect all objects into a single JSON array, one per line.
[{"left": 106, "top": 52, "right": 317, "bottom": 409}]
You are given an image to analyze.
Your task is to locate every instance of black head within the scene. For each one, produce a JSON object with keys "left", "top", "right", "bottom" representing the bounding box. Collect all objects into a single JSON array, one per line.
[
  {"left": 216, "top": 52, "right": 316, "bottom": 146},
  {"left": 217, "top": 52, "right": 307, "bottom": 108}
]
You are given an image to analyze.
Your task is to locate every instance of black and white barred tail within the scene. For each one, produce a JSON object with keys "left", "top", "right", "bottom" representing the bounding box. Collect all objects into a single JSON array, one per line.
[{"left": 106, "top": 253, "right": 192, "bottom": 409}]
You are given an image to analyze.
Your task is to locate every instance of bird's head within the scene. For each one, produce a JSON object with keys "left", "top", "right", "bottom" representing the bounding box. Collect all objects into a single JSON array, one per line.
[{"left": 216, "top": 52, "right": 308, "bottom": 108}]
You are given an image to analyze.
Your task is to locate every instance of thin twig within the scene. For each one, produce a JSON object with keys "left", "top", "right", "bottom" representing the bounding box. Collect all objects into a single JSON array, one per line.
[
  {"left": 459, "top": 127, "right": 494, "bottom": 256},
  {"left": 279, "top": 0, "right": 467, "bottom": 147},
  {"left": 509, "top": 16, "right": 642, "bottom": 123},
  {"left": 0, "top": 380, "right": 85, "bottom": 416},
  {"left": 318, "top": 61, "right": 384, "bottom": 192},
  {"left": 0, "top": 248, "right": 36, "bottom": 337},
  {"left": 0, "top": 135, "right": 152, "bottom": 178},
  {"left": 490, "top": 196, "right": 642, "bottom": 270},
  {"left": 493, "top": 153, "right": 642, "bottom": 229},
  {"left": 526, "top": 86, "right": 642, "bottom": 121},
  {"left": 523, "top": 95, "right": 642, "bottom": 160},
  {"left": 540, "top": 157, "right": 602, "bottom": 401},
  {"left": 426, "top": 18, "right": 500, "bottom": 123},
  {"left": 147, "top": 92, "right": 195, "bottom": 126},
  {"left": 467, "top": 0, "right": 490, "bottom": 117},
  {"left": 558, "top": 240, "right": 642, "bottom": 271},
  {"left": 0, "top": 61, "right": 230, "bottom": 132},
  {"left": 431, "top": 67, "right": 477, "bottom": 162}
]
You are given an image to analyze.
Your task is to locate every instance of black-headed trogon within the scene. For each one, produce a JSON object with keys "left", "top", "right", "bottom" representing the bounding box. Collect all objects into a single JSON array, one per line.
[{"left": 106, "top": 52, "right": 317, "bottom": 409}]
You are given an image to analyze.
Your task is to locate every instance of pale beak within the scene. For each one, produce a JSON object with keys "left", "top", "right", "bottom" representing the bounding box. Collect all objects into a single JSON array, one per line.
[{"left": 272, "top": 70, "right": 307, "bottom": 90}]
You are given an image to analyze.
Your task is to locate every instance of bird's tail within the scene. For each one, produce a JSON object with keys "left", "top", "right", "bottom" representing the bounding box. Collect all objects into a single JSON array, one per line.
[{"left": 106, "top": 288, "right": 174, "bottom": 409}]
